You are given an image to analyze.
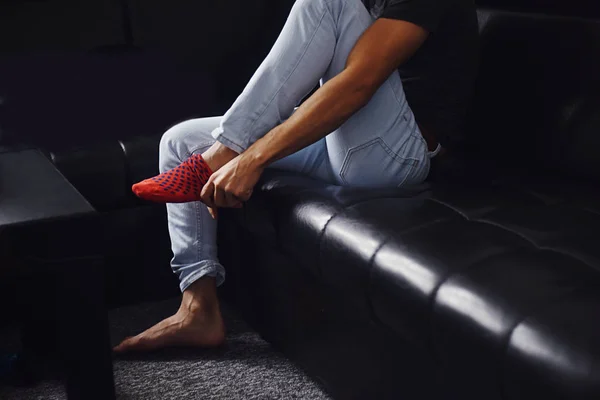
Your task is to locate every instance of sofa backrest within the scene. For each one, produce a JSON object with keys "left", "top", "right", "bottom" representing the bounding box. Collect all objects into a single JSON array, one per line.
[
  {"left": 0, "top": 0, "right": 292, "bottom": 150},
  {"left": 0, "top": 0, "right": 125, "bottom": 52},
  {"left": 467, "top": 8, "right": 600, "bottom": 183},
  {"left": 476, "top": 0, "right": 600, "bottom": 19}
]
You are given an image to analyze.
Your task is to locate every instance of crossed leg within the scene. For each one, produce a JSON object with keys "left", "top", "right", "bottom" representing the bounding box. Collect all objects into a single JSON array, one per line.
[{"left": 115, "top": 0, "right": 427, "bottom": 352}]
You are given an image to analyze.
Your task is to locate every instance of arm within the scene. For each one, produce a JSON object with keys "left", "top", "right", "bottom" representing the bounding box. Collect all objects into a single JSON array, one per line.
[
  {"left": 201, "top": 18, "right": 430, "bottom": 211},
  {"left": 243, "top": 18, "right": 429, "bottom": 168}
]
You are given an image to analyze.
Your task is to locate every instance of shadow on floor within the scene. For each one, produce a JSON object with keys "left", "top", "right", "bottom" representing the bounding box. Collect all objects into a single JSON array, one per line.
[{"left": 0, "top": 298, "right": 330, "bottom": 400}]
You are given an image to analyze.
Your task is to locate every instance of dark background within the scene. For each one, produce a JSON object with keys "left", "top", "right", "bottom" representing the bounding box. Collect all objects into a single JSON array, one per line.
[{"left": 0, "top": 0, "right": 598, "bottom": 149}]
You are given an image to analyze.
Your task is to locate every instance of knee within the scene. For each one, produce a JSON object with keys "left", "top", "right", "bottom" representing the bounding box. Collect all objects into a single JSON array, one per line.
[
  {"left": 292, "top": 0, "right": 330, "bottom": 14},
  {"left": 158, "top": 120, "right": 196, "bottom": 171},
  {"left": 292, "top": 0, "right": 362, "bottom": 22},
  {"left": 159, "top": 118, "right": 218, "bottom": 171}
]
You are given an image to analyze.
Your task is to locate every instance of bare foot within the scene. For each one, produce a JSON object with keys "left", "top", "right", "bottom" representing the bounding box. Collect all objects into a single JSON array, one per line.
[{"left": 113, "top": 278, "right": 226, "bottom": 353}]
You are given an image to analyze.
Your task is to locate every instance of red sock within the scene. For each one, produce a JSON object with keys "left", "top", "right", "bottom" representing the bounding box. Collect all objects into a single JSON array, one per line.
[{"left": 132, "top": 154, "right": 213, "bottom": 203}]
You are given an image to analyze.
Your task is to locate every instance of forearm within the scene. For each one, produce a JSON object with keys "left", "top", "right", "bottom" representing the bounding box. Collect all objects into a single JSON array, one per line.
[
  {"left": 243, "top": 70, "right": 376, "bottom": 168},
  {"left": 240, "top": 18, "right": 429, "bottom": 169}
]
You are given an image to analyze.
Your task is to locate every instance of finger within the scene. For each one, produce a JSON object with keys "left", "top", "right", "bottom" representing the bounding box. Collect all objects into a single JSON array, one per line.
[
  {"left": 225, "top": 191, "right": 242, "bottom": 208},
  {"left": 208, "top": 207, "right": 218, "bottom": 219},
  {"left": 214, "top": 184, "right": 226, "bottom": 208},
  {"left": 237, "top": 188, "right": 254, "bottom": 202},
  {"left": 200, "top": 180, "right": 216, "bottom": 207}
]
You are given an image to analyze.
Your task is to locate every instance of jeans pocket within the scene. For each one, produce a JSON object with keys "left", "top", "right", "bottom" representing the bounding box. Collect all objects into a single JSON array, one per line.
[{"left": 339, "top": 137, "right": 419, "bottom": 187}]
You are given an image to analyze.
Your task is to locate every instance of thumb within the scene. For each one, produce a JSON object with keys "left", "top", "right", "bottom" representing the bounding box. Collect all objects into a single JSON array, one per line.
[{"left": 208, "top": 207, "right": 218, "bottom": 220}]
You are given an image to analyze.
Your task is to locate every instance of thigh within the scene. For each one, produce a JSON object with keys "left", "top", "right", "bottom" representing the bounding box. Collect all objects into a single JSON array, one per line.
[
  {"left": 315, "top": 0, "right": 429, "bottom": 188},
  {"left": 324, "top": 70, "right": 430, "bottom": 188},
  {"left": 165, "top": 116, "right": 335, "bottom": 183},
  {"left": 269, "top": 137, "right": 334, "bottom": 183}
]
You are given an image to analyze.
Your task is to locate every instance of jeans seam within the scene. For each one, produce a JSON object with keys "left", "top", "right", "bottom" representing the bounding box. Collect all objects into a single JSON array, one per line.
[
  {"left": 214, "top": 133, "right": 245, "bottom": 154},
  {"left": 309, "top": 145, "right": 328, "bottom": 178},
  {"left": 380, "top": 138, "right": 419, "bottom": 166},
  {"left": 194, "top": 200, "right": 202, "bottom": 263},
  {"left": 339, "top": 137, "right": 418, "bottom": 185},
  {"left": 180, "top": 142, "right": 214, "bottom": 264},
  {"left": 186, "top": 142, "right": 215, "bottom": 158},
  {"left": 180, "top": 262, "right": 222, "bottom": 292},
  {"left": 396, "top": 163, "right": 418, "bottom": 187},
  {"left": 386, "top": 74, "right": 407, "bottom": 112},
  {"left": 243, "top": 1, "right": 333, "bottom": 143},
  {"left": 337, "top": 0, "right": 365, "bottom": 27}
]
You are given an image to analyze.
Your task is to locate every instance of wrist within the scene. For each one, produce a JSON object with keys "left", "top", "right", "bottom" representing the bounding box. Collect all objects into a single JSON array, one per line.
[
  {"left": 242, "top": 135, "right": 277, "bottom": 169},
  {"left": 243, "top": 147, "right": 271, "bottom": 170}
]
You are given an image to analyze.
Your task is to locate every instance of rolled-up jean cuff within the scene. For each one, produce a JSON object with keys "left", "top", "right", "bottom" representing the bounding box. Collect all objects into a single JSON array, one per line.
[
  {"left": 178, "top": 261, "right": 226, "bottom": 292},
  {"left": 211, "top": 126, "right": 246, "bottom": 154}
]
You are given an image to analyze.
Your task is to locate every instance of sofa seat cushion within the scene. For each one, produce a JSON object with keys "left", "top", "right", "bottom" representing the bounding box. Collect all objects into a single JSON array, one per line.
[{"left": 242, "top": 171, "right": 600, "bottom": 397}]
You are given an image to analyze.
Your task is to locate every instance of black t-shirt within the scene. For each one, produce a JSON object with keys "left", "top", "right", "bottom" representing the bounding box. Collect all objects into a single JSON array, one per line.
[{"left": 363, "top": 0, "right": 479, "bottom": 149}]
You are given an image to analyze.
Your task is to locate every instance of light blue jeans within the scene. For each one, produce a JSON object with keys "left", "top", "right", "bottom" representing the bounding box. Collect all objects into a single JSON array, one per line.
[{"left": 159, "top": 0, "right": 432, "bottom": 291}]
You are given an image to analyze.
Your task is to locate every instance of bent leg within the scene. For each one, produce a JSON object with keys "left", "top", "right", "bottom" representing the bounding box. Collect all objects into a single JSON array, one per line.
[
  {"left": 215, "top": 0, "right": 429, "bottom": 187},
  {"left": 134, "top": 0, "right": 429, "bottom": 207},
  {"left": 212, "top": 0, "right": 346, "bottom": 152},
  {"left": 114, "top": 123, "right": 329, "bottom": 354},
  {"left": 318, "top": 0, "right": 430, "bottom": 187},
  {"left": 115, "top": 118, "right": 226, "bottom": 353},
  {"left": 114, "top": 116, "right": 333, "bottom": 354},
  {"left": 158, "top": 117, "right": 226, "bottom": 291}
]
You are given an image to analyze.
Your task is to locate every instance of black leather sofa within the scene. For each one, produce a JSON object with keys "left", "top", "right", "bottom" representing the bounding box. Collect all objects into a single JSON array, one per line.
[{"left": 2, "top": 1, "right": 600, "bottom": 399}]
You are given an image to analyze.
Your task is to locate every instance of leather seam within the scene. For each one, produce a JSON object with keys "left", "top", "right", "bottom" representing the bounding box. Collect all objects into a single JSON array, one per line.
[
  {"left": 365, "top": 236, "right": 392, "bottom": 326},
  {"left": 473, "top": 218, "right": 597, "bottom": 271},
  {"left": 426, "top": 246, "right": 531, "bottom": 369},
  {"left": 497, "top": 289, "right": 588, "bottom": 400},
  {"left": 118, "top": 140, "right": 134, "bottom": 205},
  {"left": 365, "top": 216, "right": 459, "bottom": 346},
  {"left": 429, "top": 197, "right": 597, "bottom": 271},
  {"left": 316, "top": 208, "right": 340, "bottom": 279}
]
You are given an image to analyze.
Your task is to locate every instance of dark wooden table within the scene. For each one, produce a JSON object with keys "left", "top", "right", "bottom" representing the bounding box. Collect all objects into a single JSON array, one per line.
[
  {"left": 0, "top": 148, "right": 94, "bottom": 226},
  {"left": 0, "top": 148, "right": 116, "bottom": 400}
]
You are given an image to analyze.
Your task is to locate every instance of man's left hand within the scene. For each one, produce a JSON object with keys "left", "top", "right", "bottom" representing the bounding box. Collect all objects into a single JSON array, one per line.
[{"left": 200, "top": 154, "right": 264, "bottom": 218}]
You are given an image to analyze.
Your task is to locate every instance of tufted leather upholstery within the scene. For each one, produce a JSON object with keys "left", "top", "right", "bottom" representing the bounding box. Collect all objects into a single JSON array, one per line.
[
  {"left": 217, "top": 168, "right": 600, "bottom": 398},
  {"left": 216, "top": 8, "right": 600, "bottom": 400},
  {"left": 4, "top": 2, "right": 600, "bottom": 398}
]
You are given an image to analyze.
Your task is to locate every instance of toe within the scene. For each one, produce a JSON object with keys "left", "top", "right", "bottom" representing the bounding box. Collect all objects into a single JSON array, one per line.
[
  {"left": 114, "top": 336, "right": 151, "bottom": 353},
  {"left": 113, "top": 332, "right": 169, "bottom": 353},
  {"left": 131, "top": 181, "right": 149, "bottom": 198},
  {"left": 113, "top": 337, "right": 135, "bottom": 353}
]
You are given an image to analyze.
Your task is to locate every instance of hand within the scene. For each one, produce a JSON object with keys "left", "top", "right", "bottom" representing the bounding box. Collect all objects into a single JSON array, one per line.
[{"left": 200, "top": 154, "right": 265, "bottom": 218}]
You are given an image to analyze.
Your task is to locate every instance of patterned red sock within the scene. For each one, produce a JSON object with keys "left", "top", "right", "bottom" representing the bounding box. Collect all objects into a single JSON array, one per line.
[{"left": 132, "top": 154, "right": 213, "bottom": 203}]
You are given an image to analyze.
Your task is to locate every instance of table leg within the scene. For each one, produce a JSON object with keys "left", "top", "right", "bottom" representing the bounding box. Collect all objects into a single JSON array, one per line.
[
  {"left": 53, "top": 256, "right": 116, "bottom": 400},
  {"left": 18, "top": 268, "right": 59, "bottom": 386}
]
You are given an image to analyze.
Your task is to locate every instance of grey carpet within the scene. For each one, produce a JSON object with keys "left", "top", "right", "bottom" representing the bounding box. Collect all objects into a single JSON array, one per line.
[{"left": 0, "top": 298, "right": 331, "bottom": 400}]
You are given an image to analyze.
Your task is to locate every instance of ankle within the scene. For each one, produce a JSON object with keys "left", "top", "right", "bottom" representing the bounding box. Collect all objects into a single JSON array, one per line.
[
  {"left": 202, "top": 142, "right": 239, "bottom": 172},
  {"left": 180, "top": 277, "right": 220, "bottom": 314}
]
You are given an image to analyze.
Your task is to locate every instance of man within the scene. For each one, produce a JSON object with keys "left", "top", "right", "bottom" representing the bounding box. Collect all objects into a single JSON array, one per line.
[{"left": 114, "top": 0, "right": 479, "bottom": 352}]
